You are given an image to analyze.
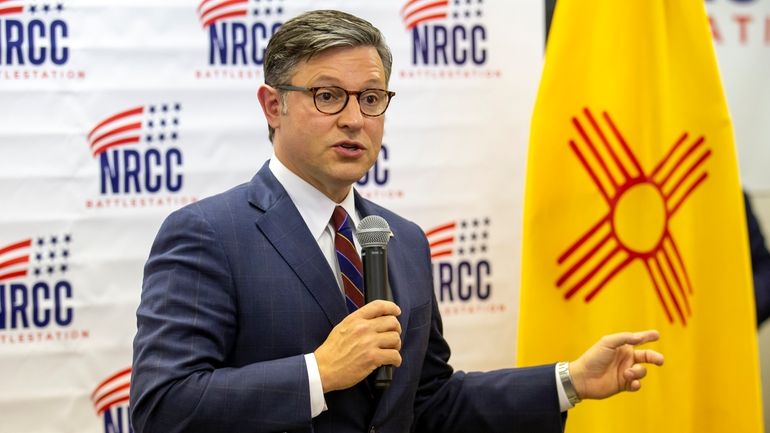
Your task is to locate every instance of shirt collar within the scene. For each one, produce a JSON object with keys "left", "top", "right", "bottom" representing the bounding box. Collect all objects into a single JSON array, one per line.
[{"left": 269, "top": 153, "right": 360, "bottom": 241}]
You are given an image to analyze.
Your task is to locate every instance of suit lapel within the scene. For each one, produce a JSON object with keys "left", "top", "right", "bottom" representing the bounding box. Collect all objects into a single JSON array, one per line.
[{"left": 249, "top": 163, "right": 348, "bottom": 327}]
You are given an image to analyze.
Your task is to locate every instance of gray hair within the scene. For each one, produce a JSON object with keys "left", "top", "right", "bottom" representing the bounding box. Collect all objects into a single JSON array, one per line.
[{"left": 263, "top": 10, "right": 393, "bottom": 141}]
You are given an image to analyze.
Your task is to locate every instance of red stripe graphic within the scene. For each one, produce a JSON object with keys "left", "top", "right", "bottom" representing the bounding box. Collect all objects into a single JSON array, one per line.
[
  {"left": 88, "top": 107, "right": 144, "bottom": 157},
  {"left": 93, "top": 382, "right": 130, "bottom": 411},
  {"left": 402, "top": 0, "right": 449, "bottom": 30},
  {"left": 0, "top": 255, "right": 29, "bottom": 270},
  {"left": 0, "top": 6, "right": 23, "bottom": 15},
  {"left": 96, "top": 396, "right": 130, "bottom": 416},
  {"left": 88, "top": 107, "right": 143, "bottom": 141},
  {"left": 0, "top": 239, "right": 31, "bottom": 256},
  {"left": 92, "top": 367, "right": 132, "bottom": 415},
  {"left": 200, "top": 0, "right": 246, "bottom": 22},
  {"left": 198, "top": 0, "right": 248, "bottom": 28},
  {"left": 0, "top": 239, "right": 31, "bottom": 282},
  {"left": 425, "top": 222, "right": 455, "bottom": 259},
  {"left": 0, "top": 270, "right": 27, "bottom": 281},
  {"left": 403, "top": 0, "right": 447, "bottom": 21},
  {"left": 90, "top": 122, "right": 143, "bottom": 151},
  {"left": 201, "top": 10, "right": 246, "bottom": 28},
  {"left": 424, "top": 222, "right": 455, "bottom": 238},
  {"left": 406, "top": 12, "right": 448, "bottom": 30},
  {"left": 0, "top": 0, "right": 22, "bottom": 15},
  {"left": 429, "top": 237, "right": 452, "bottom": 249}
]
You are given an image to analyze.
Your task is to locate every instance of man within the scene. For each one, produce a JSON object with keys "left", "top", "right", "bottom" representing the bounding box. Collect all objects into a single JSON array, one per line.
[{"left": 130, "top": 10, "right": 663, "bottom": 433}]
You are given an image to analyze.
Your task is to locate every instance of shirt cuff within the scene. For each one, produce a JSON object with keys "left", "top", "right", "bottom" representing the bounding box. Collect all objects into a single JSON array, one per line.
[
  {"left": 304, "top": 353, "right": 328, "bottom": 417},
  {"left": 554, "top": 364, "right": 573, "bottom": 412}
]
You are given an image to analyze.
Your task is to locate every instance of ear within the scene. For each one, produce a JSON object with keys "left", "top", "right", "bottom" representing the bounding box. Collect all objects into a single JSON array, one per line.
[{"left": 257, "top": 85, "right": 282, "bottom": 130}]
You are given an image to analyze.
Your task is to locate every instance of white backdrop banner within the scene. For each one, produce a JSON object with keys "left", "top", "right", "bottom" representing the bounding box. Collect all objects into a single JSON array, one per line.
[{"left": 0, "top": 1, "right": 542, "bottom": 432}]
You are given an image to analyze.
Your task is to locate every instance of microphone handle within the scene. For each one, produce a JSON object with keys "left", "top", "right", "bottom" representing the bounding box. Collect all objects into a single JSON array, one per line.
[
  {"left": 374, "top": 365, "right": 393, "bottom": 389},
  {"left": 362, "top": 246, "right": 393, "bottom": 389}
]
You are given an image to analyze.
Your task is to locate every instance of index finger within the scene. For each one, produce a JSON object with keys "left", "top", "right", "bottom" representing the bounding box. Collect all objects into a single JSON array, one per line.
[
  {"left": 356, "top": 300, "right": 401, "bottom": 319},
  {"left": 602, "top": 330, "right": 660, "bottom": 349}
]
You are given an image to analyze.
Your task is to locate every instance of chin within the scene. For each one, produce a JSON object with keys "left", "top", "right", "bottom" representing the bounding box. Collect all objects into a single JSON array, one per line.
[
  {"left": 331, "top": 171, "right": 366, "bottom": 188},
  {"left": 338, "top": 163, "right": 371, "bottom": 178}
]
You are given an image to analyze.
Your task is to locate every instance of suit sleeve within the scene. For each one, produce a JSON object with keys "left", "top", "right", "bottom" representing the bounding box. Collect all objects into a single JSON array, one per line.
[
  {"left": 744, "top": 192, "right": 770, "bottom": 326},
  {"left": 410, "top": 233, "right": 566, "bottom": 433},
  {"left": 130, "top": 204, "right": 312, "bottom": 433}
]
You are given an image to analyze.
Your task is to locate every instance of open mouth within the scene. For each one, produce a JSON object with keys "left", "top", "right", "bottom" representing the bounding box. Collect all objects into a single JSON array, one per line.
[{"left": 336, "top": 141, "right": 364, "bottom": 151}]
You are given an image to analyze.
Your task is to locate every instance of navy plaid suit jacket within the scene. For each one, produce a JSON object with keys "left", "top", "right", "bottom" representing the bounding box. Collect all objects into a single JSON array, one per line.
[{"left": 130, "top": 162, "right": 566, "bottom": 433}]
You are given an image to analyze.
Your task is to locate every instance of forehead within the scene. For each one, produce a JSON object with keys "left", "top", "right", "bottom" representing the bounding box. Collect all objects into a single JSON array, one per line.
[{"left": 290, "top": 46, "right": 386, "bottom": 87}]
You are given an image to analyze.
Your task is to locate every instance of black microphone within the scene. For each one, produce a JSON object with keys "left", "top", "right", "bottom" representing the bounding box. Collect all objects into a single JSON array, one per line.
[{"left": 355, "top": 215, "right": 393, "bottom": 389}]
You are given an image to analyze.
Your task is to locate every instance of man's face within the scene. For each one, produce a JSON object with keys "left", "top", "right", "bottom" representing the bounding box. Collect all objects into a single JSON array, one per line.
[{"left": 269, "top": 46, "right": 386, "bottom": 202}]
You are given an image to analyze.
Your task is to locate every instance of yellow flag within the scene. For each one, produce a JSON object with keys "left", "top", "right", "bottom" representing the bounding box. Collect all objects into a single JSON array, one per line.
[{"left": 518, "top": 1, "right": 763, "bottom": 432}]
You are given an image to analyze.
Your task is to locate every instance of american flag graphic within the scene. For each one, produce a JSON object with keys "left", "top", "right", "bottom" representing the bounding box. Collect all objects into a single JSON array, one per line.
[
  {"left": 401, "top": 0, "right": 483, "bottom": 30},
  {"left": 88, "top": 103, "right": 181, "bottom": 157},
  {"left": 0, "top": 235, "right": 71, "bottom": 282},
  {"left": 197, "top": 0, "right": 283, "bottom": 28},
  {"left": 424, "top": 218, "right": 490, "bottom": 259},
  {"left": 91, "top": 367, "right": 131, "bottom": 415},
  {"left": 0, "top": 239, "right": 32, "bottom": 282}
]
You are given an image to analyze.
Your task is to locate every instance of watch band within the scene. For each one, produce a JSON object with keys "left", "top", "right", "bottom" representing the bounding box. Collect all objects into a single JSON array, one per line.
[{"left": 557, "top": 361, "right": 582, "bottom": 407}]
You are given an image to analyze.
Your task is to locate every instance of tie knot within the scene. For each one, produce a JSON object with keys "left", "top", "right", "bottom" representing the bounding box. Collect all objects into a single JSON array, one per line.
[{"left": 332, "top": 206, "right": 350, "bottom": 231}]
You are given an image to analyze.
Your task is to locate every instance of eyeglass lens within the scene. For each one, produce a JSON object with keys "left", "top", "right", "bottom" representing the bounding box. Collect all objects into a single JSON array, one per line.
[{"left": 313, "top": 87, "right": 390, "bottom": 116}]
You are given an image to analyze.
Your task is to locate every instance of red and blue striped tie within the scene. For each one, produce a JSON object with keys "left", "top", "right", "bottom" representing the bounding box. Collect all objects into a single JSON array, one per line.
[{"left": 332, "top": 206, "right": 365, "bottom": 312}]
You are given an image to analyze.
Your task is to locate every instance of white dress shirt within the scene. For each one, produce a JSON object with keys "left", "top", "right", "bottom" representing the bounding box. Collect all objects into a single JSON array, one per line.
[{"left": 267, "top": 155, "right": 572, "bottom": 416}]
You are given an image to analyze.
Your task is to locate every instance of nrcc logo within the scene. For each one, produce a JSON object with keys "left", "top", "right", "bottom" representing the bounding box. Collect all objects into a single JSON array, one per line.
[
  {"left": 399, "top": 0, "right": 498, "bottom": 79},
  {"left": 195, "top": 0, "right": 283, "bottom": 80},
  {"left": 92, "top": 367, "right": 132, "bottom": 433},
  {"left": 85, "top": 102, "right": 197, "bottom": 209},
  {"left": 0, "top": 233, "right": 88, "bottom": 344},
  {"left": 356, "top": 144, "right": 404, "bottom": 201},
  {"left": 0, "top": 0, "right": 85, "bottom": 80},
  {"left": 424, "top": 217, "right": 504, "bottom": 316}
]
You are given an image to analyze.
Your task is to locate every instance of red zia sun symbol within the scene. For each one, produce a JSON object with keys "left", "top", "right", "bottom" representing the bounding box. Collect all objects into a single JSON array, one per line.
[{"left": 555, "top": 108, "right": 711, "bottom": 326}]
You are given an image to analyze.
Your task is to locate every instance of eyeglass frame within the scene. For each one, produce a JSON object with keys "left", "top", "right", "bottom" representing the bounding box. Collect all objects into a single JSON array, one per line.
[{"left": 275, "top": 85, "right": 396, "bottom": 117}]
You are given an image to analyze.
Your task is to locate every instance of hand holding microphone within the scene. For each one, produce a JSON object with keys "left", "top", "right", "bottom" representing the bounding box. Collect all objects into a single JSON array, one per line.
[{"left": 314, "top": 215, "right": 398, "bottom": 393}]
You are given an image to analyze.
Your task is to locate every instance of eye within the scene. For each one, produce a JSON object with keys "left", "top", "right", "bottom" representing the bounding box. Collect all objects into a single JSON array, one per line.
[
  {"left": 315, "top": 87, "right": 343, "bottom": 103},
  {"left": 360, "top": 90, "right": 382, "bottom": 106}
]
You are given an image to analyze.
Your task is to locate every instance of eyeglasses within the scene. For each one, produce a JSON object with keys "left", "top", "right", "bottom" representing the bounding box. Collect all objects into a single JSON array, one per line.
[{"left": 276, "top": 85, "right": 395, "bottom": 117}]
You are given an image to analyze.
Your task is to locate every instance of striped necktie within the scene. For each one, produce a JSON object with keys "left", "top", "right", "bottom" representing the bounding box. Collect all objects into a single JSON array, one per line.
[{"left": 332, "top": 206, "right": 365, "bottom": 312}]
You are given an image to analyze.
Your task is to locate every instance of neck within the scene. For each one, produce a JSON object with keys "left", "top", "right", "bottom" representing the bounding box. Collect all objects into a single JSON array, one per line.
[{"left": 272, "top": 152, "right": 352, "bottom": 203}]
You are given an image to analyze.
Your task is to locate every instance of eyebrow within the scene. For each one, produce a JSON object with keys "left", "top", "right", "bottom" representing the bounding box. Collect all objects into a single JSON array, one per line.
[{"left": 308, "top": 75, "right": 385, "bottom": 88}]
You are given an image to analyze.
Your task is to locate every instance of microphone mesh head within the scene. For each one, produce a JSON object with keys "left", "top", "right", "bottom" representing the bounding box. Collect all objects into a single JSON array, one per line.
[{"left": 355, "top": 215, "right": 392, "bottom": 248}]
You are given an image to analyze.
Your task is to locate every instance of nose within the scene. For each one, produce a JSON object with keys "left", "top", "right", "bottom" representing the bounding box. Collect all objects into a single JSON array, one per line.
[{"left": 336, "top": 95, "right": 365, "bottom": 130}]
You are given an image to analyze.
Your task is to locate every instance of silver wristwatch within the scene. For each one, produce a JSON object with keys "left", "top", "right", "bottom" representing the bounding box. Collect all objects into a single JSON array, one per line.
[{"left": 557, "top": 362, "right": 581, "bottom": 407}]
